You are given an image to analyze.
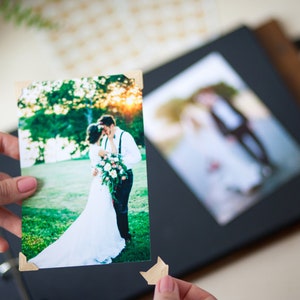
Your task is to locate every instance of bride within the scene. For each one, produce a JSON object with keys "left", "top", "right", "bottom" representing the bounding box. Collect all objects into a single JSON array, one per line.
[{"left": 29, "top": 124, "right": 125, "bottom": 268}]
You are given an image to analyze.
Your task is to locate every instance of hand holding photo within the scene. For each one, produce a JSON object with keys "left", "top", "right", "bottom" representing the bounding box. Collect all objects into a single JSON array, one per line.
[{"left": 17, "top": 71, "right": 151, "bottom": 269}]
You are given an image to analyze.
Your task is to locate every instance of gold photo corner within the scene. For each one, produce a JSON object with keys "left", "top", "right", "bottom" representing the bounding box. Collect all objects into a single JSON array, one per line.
[
  {"left": 15, "top": 81, "right": 32, "bottom": 100},
  {"left": 140, "top": 256, "right": 169, "bottom": 285},
  {"left": 19, "top": 252, "right": 39, "bottom": 272},
  {"left": 124, "top": 70, "right": 143, "bottom": 90}
]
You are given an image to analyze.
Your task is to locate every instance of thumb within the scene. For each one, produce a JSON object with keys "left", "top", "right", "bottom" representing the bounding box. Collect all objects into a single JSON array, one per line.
[
  {"left": 154, "top": 276, "right": 180, "bottom": 300},
  {"left": 0, "top": 176, "right": 37, "bottom": 205}
]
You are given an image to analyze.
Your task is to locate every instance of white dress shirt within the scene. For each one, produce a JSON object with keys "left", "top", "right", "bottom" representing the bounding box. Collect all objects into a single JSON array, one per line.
[
  {"left": 101, "top": 127, "right": 141, "bottom": 170},
  {"left": 212, "top": 96, "right": 243, "bottom": 130}
]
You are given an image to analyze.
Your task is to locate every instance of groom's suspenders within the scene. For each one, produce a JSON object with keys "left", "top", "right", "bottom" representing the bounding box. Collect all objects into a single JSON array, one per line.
[
  {"left": 104, "top": 131, "right": 125, "bottom": 154},
  {"left": 118, "top": 131, "right": 124, "bottom": 154}
]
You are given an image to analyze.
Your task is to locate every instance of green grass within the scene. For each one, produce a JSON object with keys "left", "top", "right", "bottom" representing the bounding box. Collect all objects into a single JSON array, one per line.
[
  {"left": 22, "top": 155, "right": 151, "bottom": 263},
  {"left": 22, "top": 207, "right": 79, "bottom": 258}
]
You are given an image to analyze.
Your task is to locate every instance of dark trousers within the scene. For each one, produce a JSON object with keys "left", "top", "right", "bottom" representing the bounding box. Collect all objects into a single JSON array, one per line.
[
  {"left": 114, "top": 169, "right": 133, "bottom": 239},
  {"left": 232, "top": 124, "right": 271, "bottom": 167}
]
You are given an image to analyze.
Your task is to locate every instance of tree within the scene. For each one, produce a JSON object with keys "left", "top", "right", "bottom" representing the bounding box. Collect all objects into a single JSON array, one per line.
[{"left": 18, "top": 75, "right": 144, "bottom": 164}]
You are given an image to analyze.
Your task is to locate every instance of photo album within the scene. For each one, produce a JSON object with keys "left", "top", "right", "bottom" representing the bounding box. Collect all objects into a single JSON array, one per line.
[
  {"left": 14, "top": 26, "right": 300, "bottom": 299},
  {"left": 17, "top": 71, "right": 151, "bottom": 270}
]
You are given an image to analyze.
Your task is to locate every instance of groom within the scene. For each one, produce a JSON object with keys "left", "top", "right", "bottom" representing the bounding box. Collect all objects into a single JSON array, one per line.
[
  {"left": 195, "top": 87, "right": 274, "bottom": 177},
  {"left": 98, "top": 114, "right": 141, "bottom": 242}
]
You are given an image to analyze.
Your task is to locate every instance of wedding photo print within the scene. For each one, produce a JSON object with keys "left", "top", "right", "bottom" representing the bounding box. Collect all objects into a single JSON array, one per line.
[
  {"left": 144, "top": 52, "right": 300, "bottom": 225},
  {"left": 17, "top": 73, "right": 150, "bottom": 269}
]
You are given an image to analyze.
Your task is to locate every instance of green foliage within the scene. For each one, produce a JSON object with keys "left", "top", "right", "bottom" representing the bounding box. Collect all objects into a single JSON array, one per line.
[
  {"left": 155, "top": 98, "right": 190, "bottom": 123},
  {"left": 155, "top": 81, "right": 239, "bottom": 125},
  {"left": 191, "top": 81, "right": 238, "bottom": 102},
  {"left": 18, "top": 75, "right": 144, "bottom": 164},
  {"left": 211, "top": 81, "right": 238, "bottom": 100},
  {"left": 0, "top": 0, "right": 58, "bottom": 30},
  {"left": 52, "top": 107, "right": 106, "bottom": 155},
  {"left": 20, "top": 109, "right": 61, "bottom": 139},
  {"left": 94, "top": 74, "right": 133, "bottom": 96},
  {"left": 45, "top": 81, "right": 77, "bottom": 107},
  {"left": 116, "top": 109, "right": 145, "bottom": 147},
  {"left": 130, "top": 112, "right": 145, "bottom": 147}
]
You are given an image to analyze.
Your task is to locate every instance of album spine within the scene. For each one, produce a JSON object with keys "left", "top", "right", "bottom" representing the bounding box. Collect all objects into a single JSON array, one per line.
[{"left": 254, "top": 19, "right": 300, "bottom": 105}]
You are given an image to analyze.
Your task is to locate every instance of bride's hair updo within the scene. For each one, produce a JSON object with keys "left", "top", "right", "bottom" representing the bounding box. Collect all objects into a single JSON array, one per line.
[{"left": 86, "top": 123, "right": 104, "bottom": 144}]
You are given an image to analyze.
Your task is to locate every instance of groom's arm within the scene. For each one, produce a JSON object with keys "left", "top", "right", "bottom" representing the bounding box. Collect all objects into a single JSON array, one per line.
[{"left": 122, "top": 132, "right": 141, "bottom": 167}]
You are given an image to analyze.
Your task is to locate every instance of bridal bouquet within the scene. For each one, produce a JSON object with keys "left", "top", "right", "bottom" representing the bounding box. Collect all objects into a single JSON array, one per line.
[{"left": 96, "top": 153, "right": 128, "bottom": 200}]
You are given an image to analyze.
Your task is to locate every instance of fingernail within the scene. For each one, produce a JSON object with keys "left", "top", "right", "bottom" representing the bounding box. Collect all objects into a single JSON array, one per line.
[
  {"left": 17, "top": 177, "right": 37, "bottom": 193},
  {"left": 158, "top": 275, "right": 175, "bottom": 293}
]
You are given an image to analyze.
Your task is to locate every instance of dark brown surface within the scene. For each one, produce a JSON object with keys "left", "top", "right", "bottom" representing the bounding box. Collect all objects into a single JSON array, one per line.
[{"left": 255, "top": 19, "right": 300, "bottom": 105}]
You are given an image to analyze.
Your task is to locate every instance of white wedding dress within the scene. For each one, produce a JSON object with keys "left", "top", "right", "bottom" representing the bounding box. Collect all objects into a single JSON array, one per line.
[{"left": 29, "top": 144, "right": 125, "bottom": 269}]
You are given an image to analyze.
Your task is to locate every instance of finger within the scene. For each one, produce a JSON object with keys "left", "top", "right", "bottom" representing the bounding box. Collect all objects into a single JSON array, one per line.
[
  {"left": 0, "top": 132, "right": 19, "bottom": 160},
  {"left": 0, "top": 176, "right": 37, "bottom": 205},
  {"left": 0, "top": 236, "right": 9, "bottom": 253},
  {"left": 154, "top": 275, "right": 180, "bottom": 300},
  {"left": 0, "top": 172, "right": 11, "bottom": 181},
  {"left": 0, "top": 207, "right": 21, "bottom": 238},
  {"left": 173, "top": 277, "right": 217, "bottom": 300}
]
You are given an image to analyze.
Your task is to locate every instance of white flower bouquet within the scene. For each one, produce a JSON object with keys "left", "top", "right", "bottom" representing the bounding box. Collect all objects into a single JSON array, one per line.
[{"left": 96, "top": 153, "right": 128, "bottom": 200}]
